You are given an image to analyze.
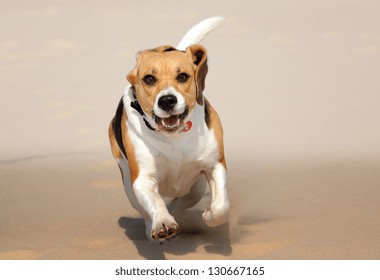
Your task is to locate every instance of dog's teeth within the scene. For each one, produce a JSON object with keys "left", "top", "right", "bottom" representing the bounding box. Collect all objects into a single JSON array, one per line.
[{"left": 162, "top": 115, "right": 180, "bottom": 129}]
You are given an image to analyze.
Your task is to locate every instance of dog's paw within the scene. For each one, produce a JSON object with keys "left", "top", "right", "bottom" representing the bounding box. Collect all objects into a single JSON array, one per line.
[
  {"left": 151, "top": 217, "right": 180, "bottom": 240},
  {"left": 202, "top": 205, "right": 229, "bottom": 227}
]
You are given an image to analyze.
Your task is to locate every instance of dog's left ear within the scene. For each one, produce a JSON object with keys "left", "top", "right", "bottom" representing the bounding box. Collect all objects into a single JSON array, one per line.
[{"left": 187, "top": 45, "right": 208, "bottom": 105}]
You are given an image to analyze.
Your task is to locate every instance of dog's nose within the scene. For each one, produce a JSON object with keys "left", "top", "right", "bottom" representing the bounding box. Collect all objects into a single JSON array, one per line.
[{"left": 158, "top": 94, "right": 177, "bottom": 112}]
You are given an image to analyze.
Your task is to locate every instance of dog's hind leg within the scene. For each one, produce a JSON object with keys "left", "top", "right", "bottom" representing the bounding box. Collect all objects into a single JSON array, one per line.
[{"left": 202, "top": 162, "right": 230, "bottom": 227}]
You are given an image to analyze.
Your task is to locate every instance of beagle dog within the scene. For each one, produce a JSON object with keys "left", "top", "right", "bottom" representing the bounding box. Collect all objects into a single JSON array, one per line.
[{"left": 109, "top": 17, "right": 229, "bottom": 241}]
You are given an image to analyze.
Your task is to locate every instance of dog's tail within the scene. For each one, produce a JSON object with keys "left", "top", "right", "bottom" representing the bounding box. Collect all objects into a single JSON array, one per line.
[{"left": 176, "top": 16, "right": 225, "bottom": 51}]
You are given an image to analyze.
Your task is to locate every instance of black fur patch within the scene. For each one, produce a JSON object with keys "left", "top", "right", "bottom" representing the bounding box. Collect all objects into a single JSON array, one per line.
[
  {"left": 130, "top": 99, "right": 145, "bottom": 116},
  {"left": 204, "top": 99, "right": 211, "bottom": 128},
  {"left": 113, "top": 98, "right": 127, "bottom": 159}
]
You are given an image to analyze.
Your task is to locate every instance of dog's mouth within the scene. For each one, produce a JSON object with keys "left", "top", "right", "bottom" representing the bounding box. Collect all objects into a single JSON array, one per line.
[{"left": 154, "top": 108, "right": 189, "bottom": 133}]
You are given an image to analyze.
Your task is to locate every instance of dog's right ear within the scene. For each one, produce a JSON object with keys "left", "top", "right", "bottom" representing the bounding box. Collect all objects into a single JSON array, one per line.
[
  {"left": 127, "top": 51, "right": 144, "bottom": 85},
  {"left": 127, "top": 68, "right": 137, "bottom": 85}
]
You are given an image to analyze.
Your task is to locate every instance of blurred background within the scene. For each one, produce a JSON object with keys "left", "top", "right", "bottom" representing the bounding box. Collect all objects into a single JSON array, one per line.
[{"left": 1, "top": 0, "right": 379, "bottom": 162}]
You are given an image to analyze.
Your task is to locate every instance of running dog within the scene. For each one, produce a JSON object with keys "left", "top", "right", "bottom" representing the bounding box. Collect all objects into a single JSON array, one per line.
[{"left": 109, "top": 17, "right": 229, "bottom": 240}]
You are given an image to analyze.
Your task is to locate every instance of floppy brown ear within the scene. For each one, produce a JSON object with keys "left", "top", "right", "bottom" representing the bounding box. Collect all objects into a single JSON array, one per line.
[
  {"left": 187, "top": 45, "right": 208, "bottom": 105},
  {"left": 127, "top": 52, "right": 142, "bottom": 86},
  {"left": 126, "top": 68, "right": 137, "bottom": 85},
  {"left": 127, "top": 51, "right": 143, "bottom": 85}
]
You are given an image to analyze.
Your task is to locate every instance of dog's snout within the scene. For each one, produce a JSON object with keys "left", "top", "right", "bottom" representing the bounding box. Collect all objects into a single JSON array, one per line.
[{"left": 158, "top": 94, "right": 177, "bottom": 112}]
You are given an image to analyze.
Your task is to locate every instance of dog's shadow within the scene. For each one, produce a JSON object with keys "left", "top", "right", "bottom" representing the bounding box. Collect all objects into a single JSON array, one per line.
[{"left": 118, "top": 209, "right": 232, "bottom": 260}]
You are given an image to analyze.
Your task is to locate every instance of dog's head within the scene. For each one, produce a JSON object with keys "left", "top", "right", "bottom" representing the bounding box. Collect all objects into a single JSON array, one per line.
[{"left": 127, "top": 45, "right": 208, "bottom": 134}]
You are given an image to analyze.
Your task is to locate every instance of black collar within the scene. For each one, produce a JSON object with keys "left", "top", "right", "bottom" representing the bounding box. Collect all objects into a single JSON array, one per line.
[{"left": 130, "top": 94, "right": 156, "bottom": 131}]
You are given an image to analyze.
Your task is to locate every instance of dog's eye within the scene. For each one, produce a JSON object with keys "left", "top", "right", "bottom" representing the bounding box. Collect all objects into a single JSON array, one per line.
[
  {"left": 143, "top": 75, "right": 157, "bottom": 86},
  {"left": 176, "top": 72, "right": 190, "bottom": 83}
]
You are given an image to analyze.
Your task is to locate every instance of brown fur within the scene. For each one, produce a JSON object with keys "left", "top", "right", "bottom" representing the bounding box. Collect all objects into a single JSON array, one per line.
[
  {"left": 108, "top": 109, "right": 140, "bottom": 184},
  {"left": 108, "top": 119, "right": 122, "bottom": 160},
  {"left": 126, "top": 45, "right": 208, "bottom": 116},
  {"left": 204, "top": 98, "right": 227, "bottom": 169},
  {"left": 189, "top": 45, "right": 208, "bottom": 105}
]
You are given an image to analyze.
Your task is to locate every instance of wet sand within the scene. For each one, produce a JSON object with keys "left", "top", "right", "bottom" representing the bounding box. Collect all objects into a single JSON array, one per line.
[{"left": 1, "top": 154, "right": 379, "bottom": 259}]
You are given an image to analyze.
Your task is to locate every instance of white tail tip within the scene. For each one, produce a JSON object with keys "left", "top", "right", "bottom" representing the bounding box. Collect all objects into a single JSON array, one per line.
[{"left": 176, "top": 16, "right": 225, "bottom": 51}]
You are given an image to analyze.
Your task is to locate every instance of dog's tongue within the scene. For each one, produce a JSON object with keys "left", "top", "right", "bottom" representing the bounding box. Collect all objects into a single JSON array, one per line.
[{"left": 162, "top": 115, "right": 179, "bottom": 127}]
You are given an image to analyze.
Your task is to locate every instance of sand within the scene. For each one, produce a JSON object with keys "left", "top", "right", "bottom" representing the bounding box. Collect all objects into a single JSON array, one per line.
[
  {"left": 1, "top": 155, "right": 379, "bottom": 259},
  {"left": 1, "top": 1, "right": 380, "bottom": 260}
]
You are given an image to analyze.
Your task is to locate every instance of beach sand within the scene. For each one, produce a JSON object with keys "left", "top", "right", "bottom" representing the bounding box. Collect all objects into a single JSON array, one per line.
[
  {"left": 1, "top": 1, "right": 380, "bottom": 259},
  {"left": 1, "top": 155, "right": 379, "bottom": 259}
]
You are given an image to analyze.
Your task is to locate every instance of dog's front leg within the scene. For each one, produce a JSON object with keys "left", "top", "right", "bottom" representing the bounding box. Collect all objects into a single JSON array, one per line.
[
  {"left": 133, "top": 176, "right": 179, "bottom": 240},
  {"left": 203, "top": 162, "right": 230, "bottom": 227}
]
